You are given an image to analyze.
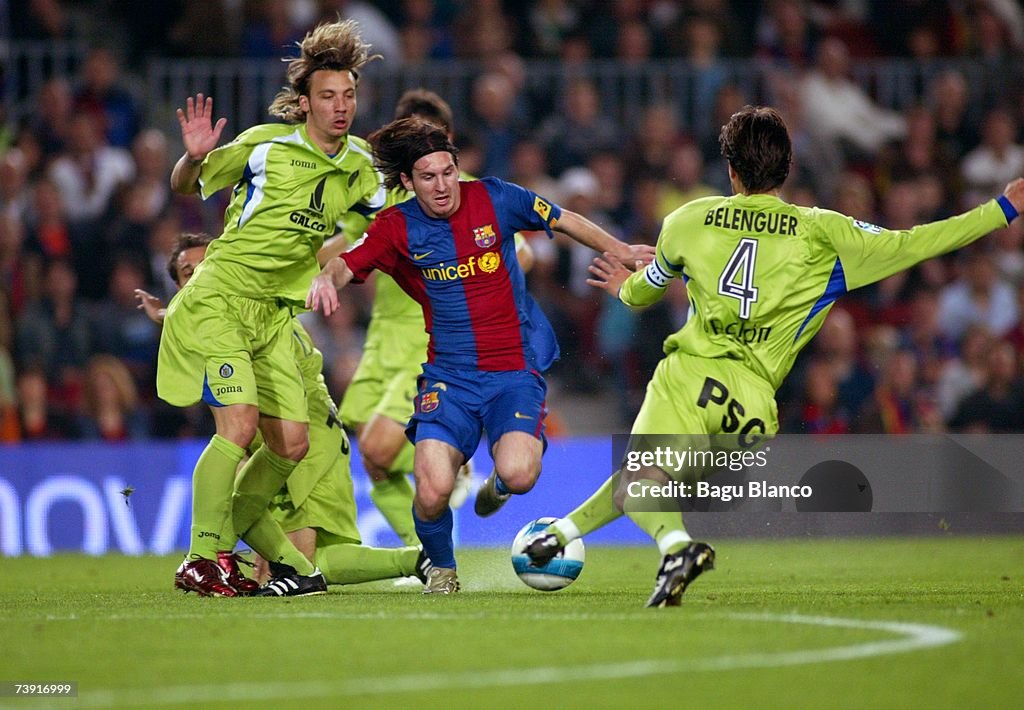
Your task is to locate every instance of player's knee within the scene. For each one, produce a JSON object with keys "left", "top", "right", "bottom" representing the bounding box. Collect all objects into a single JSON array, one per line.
[
  {"left": 216, "top": 417, "right": 259, "bottom": 449},
  {"left": 271, "top": 434, "right": 309, "bottom": 462},
  {"left": 360, "top": 438, "right": 396, "bottom": 472},
  {"left": 361, "top": 456, "right": 389, "bottom": 482},
  {"left": 497, "top": 462, "right": 540, "bottom": 494},
  {"left": 414, "top": 486, "right": 450, "bottom": 518}
]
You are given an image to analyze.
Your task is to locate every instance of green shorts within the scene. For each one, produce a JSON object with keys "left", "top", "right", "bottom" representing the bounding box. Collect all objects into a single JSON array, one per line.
[
  {"left": 157, "top": 284, "right": 308, "bottom": 422},
  {"left": 341, "top": 317, "right": 427, "bottom": 429},
  {"left": 268, "top": 427, "right": 360, "bottom": 545},
  {"left": 630, "top": 351, "right": 779, "bottom": 480}
]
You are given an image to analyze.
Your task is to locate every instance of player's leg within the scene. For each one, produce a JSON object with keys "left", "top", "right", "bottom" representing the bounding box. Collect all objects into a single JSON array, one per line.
[
  {"left": 315, "top": 539, "right": 428, "bottom": 585},
  {"left": 619, "top": 356, "right": 721, "bottom": 607},
  {"left": 358, "top": 416, "right": 418, "bottom": 546},
  {"left": 158, "top": 290, "right": 261, "bottom": 596},
  {"left": 475, "top": 370, "right": 547, "bottom": 517},
  {"left": 342, "top": 349, "right": 422, "bottom": 543},
  {"left": 265, "top": 430, "right": 431, "bottom": 586},
  {"left": 191, "top": 403, "right": 256, "bottom": 559},
  {"left": 230, "top": 305, "right": 312, "bottom": 566},
  {"left": 412, "top": 438, "right": 463, "bottom": 594},
  {"left": 477, "top": 431, "right": 543, "bottom": 517},
  {"left": 233, "top": 306, "right": 322, "bottom": 592},
  {"left": 526, "top": 471, "right": 623, "bottom": 566},
  {"left": 408, "top": 369, "right": 483, "bottom": 593},
  {"left": 232, "top": 417, "right": 311, "bottom": 561},
  {"left": 202, "top": 405, "right": 263, "bottom": 596},
  {"left": 243, "top": 513, "right": 327, "bottom": 596}
]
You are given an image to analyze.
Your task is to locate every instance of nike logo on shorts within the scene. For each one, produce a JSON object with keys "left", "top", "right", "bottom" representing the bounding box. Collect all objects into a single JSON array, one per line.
[{"left": 514, "top": 411, "right": 532, "bottom": 420}]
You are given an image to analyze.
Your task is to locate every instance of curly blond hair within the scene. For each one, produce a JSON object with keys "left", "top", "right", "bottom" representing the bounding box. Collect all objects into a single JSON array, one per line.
[{"left": 268, "top": 19, "right": 381, "bottom": 124}]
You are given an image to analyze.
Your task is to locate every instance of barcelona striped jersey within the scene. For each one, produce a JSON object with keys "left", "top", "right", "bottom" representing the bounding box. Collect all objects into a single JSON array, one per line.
[{"left": 342, "top": 177, "right": 560, "bottom": 372}]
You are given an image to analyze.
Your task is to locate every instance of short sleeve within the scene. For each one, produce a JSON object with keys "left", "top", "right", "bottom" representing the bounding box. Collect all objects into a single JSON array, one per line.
[
  {"left": 342, "top": 212, "right": 405, "bottom": 282},
  {"left": 481, "top": 177, "right": 563, "bottom": 238},
  {"left": 197, "top": 133, "right": 258, "bottom": 199}
]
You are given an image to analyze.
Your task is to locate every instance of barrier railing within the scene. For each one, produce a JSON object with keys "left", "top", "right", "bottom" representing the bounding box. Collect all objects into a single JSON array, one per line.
[{"left": 5, "top": 42, "right": 1016, "bottom": 143}]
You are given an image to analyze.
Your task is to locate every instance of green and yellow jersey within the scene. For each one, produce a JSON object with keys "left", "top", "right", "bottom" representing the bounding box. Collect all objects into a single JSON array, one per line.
[
  {"left": 622, "top": 193, "right": 1011, "bottom": 391},
  {"left": 193, "top": 123, "right": 385, "bottom": 305}
]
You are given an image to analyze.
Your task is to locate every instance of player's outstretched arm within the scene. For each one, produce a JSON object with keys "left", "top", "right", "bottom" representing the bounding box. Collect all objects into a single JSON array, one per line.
[
  {"left": 133, "top": 289, "right": 166, "bottom": 325},
  {"left": 317, "top": 234, "right": 349, "bottom": 265},
  {"left": 306, "top": 257, "right": 356, "bottom": 316},
  {"left": 555, "top": 209, "right": 655, "bottom": 269},
  {"left": 170, "top": 93, "right": 227, "bottom": 195},
  {"left": 831, "top": 177, "right": 1024, "bottom": 292}
]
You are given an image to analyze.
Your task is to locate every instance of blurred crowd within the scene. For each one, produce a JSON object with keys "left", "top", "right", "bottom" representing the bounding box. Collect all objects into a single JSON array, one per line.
[{"left": 3, "top": 0, "right": 1024, "bottom": 441}]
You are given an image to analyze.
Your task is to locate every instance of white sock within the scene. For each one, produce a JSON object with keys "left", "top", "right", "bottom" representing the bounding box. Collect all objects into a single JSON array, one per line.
[
  {"left": 657, "top": 530, "right": 692, "bottom": 556},
  {"left": 551, "top": 518, "right": 582, "bottom": 543}
]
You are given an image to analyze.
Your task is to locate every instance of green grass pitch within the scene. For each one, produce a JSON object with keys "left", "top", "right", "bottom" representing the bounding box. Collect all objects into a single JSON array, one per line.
[{"left": 3, "top": 537, "right": 1023, "bottom": 709}]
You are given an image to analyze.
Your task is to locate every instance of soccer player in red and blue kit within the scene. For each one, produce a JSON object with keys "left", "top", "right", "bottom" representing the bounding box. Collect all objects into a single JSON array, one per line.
[{"left": 308, "top": 118, "right": 653, "bottom": 593}]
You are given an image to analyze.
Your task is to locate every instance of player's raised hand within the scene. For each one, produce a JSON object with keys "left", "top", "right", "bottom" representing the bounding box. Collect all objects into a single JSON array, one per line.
[
  {"left": 1003, "top": 178, "right": 1024, "bottom": 217},
  {"left": 587, "top": 252, "right": 634, "bottom": 296},
  {"left": 133, "top": 289, "right": 167, "bottom": 325},
  {"left": 175, "top": 93, "right": 227, "bottom": 163}
]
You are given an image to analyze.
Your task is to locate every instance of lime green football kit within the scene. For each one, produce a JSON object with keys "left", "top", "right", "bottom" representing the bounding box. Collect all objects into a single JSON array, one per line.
[
  {"left": 235, "top": 321, "right": 422, "bottom": 584},
  {"left": 547, "top": 193, "right": 1013, "bottom": 555},
  {"left": 158, "top": 123, "right": 385, "bottom": 563}
]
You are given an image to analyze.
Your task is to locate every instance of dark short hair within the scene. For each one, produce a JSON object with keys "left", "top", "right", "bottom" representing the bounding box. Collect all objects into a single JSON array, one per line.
[
  {"left": 719, "top": 105, "right": 792, "bottom": 192},
  {"left": 167, "top": 232, "right": 215, "bottom": 284},
  {"left": 394, "top": 89, "right": 454, "bottom": 133},
  {"left": 369, "top": 117, "right": 458, "bottom": 191}
]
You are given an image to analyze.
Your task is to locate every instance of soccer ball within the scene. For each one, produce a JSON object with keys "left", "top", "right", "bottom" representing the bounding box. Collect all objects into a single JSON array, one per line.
[{"left": 510, "top": 517, "right": 585, "bottom": 591}]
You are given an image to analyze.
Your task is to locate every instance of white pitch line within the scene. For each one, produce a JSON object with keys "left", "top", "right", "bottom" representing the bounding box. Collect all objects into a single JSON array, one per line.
[
  {"left": 24, "top": 612, "right": 960, "bottom": 709},
  {"left": 31, "top": 609, "right": 668, "bottom": 623}
]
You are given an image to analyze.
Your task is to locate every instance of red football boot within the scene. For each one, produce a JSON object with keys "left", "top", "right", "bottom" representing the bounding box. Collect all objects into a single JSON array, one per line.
[
  {"left": 174, "top": 558, "right": 238, "bottom": 597},
  {"left": 217, "top": 551, "right": 260, "bottom": 595}
]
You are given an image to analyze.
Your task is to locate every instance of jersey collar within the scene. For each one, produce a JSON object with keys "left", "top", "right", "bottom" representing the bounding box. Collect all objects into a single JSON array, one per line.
[{"left": 298, "top": 124, "right": 349, "bottom": 163}]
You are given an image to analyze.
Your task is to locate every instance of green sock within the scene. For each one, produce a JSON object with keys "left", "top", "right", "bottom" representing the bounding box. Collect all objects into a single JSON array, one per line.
[
  {"left": 548, "top": 471, "right": 624, "bottom": 545},
  {"left": 232, "top": 445, "right": 299, "bottom": 537},
  {"left": 314, "top": 543, "right": 420, "bottom": 585},
  {"left": 241, "top": 512, "right": 315, "bottom": 576},
  {"left": 622, "top": 478, "right": 692, "bottom": 556},
  {"left": 370, "top": 473, "right": 418, "bottom": 546},
  {"left": 387, "top": 440, "right": 416, "bottom": 478},
  {"left": 217, "top": 479, "right": 241, "bottom": 554},
  {"left": 188, "top": 435, "right": 245, "bottom": 560}
]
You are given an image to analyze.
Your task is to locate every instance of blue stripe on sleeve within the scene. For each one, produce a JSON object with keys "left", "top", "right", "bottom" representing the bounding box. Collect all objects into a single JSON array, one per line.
[
  {"left": 997, "top": 195, "right": 1019, "bottom": 223},
  {"left": 237, "top": 163, "right": 255, "bottom": 229},
  {"left": 793, "top": 258, "right": 847, "bottom": 343},
  {"left": 662, "top": 256, "right": 684, "bottom": 272}
]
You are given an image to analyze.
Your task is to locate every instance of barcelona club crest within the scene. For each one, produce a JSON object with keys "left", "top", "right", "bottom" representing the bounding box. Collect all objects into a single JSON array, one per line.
[
  {"left": 473, "top": 224, "right": 497, "bottom": 248},
  {"left": 420, "top": 391, "right": 440, "bottom": 413}
]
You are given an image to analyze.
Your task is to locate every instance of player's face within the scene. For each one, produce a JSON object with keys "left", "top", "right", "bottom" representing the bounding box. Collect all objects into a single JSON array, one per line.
[
  {"left": 404, "top": 151, "right": 460, "bottom": 219},
  {"left": 175, "top": 245, "right": 207, "bottom": 289},
  {"left": 300, "top": 70, "right": 357, "bottom": 152}
]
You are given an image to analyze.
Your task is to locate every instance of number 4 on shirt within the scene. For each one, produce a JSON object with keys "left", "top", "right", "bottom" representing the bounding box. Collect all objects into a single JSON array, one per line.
[{"left": 718, "top": 238, "right": 759, "bottom": 319}]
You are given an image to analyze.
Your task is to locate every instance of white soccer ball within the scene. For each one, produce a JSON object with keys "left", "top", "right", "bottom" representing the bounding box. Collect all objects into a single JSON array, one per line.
[{"left": 510, "top": 517, "right": 586, "bottom": 591}]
